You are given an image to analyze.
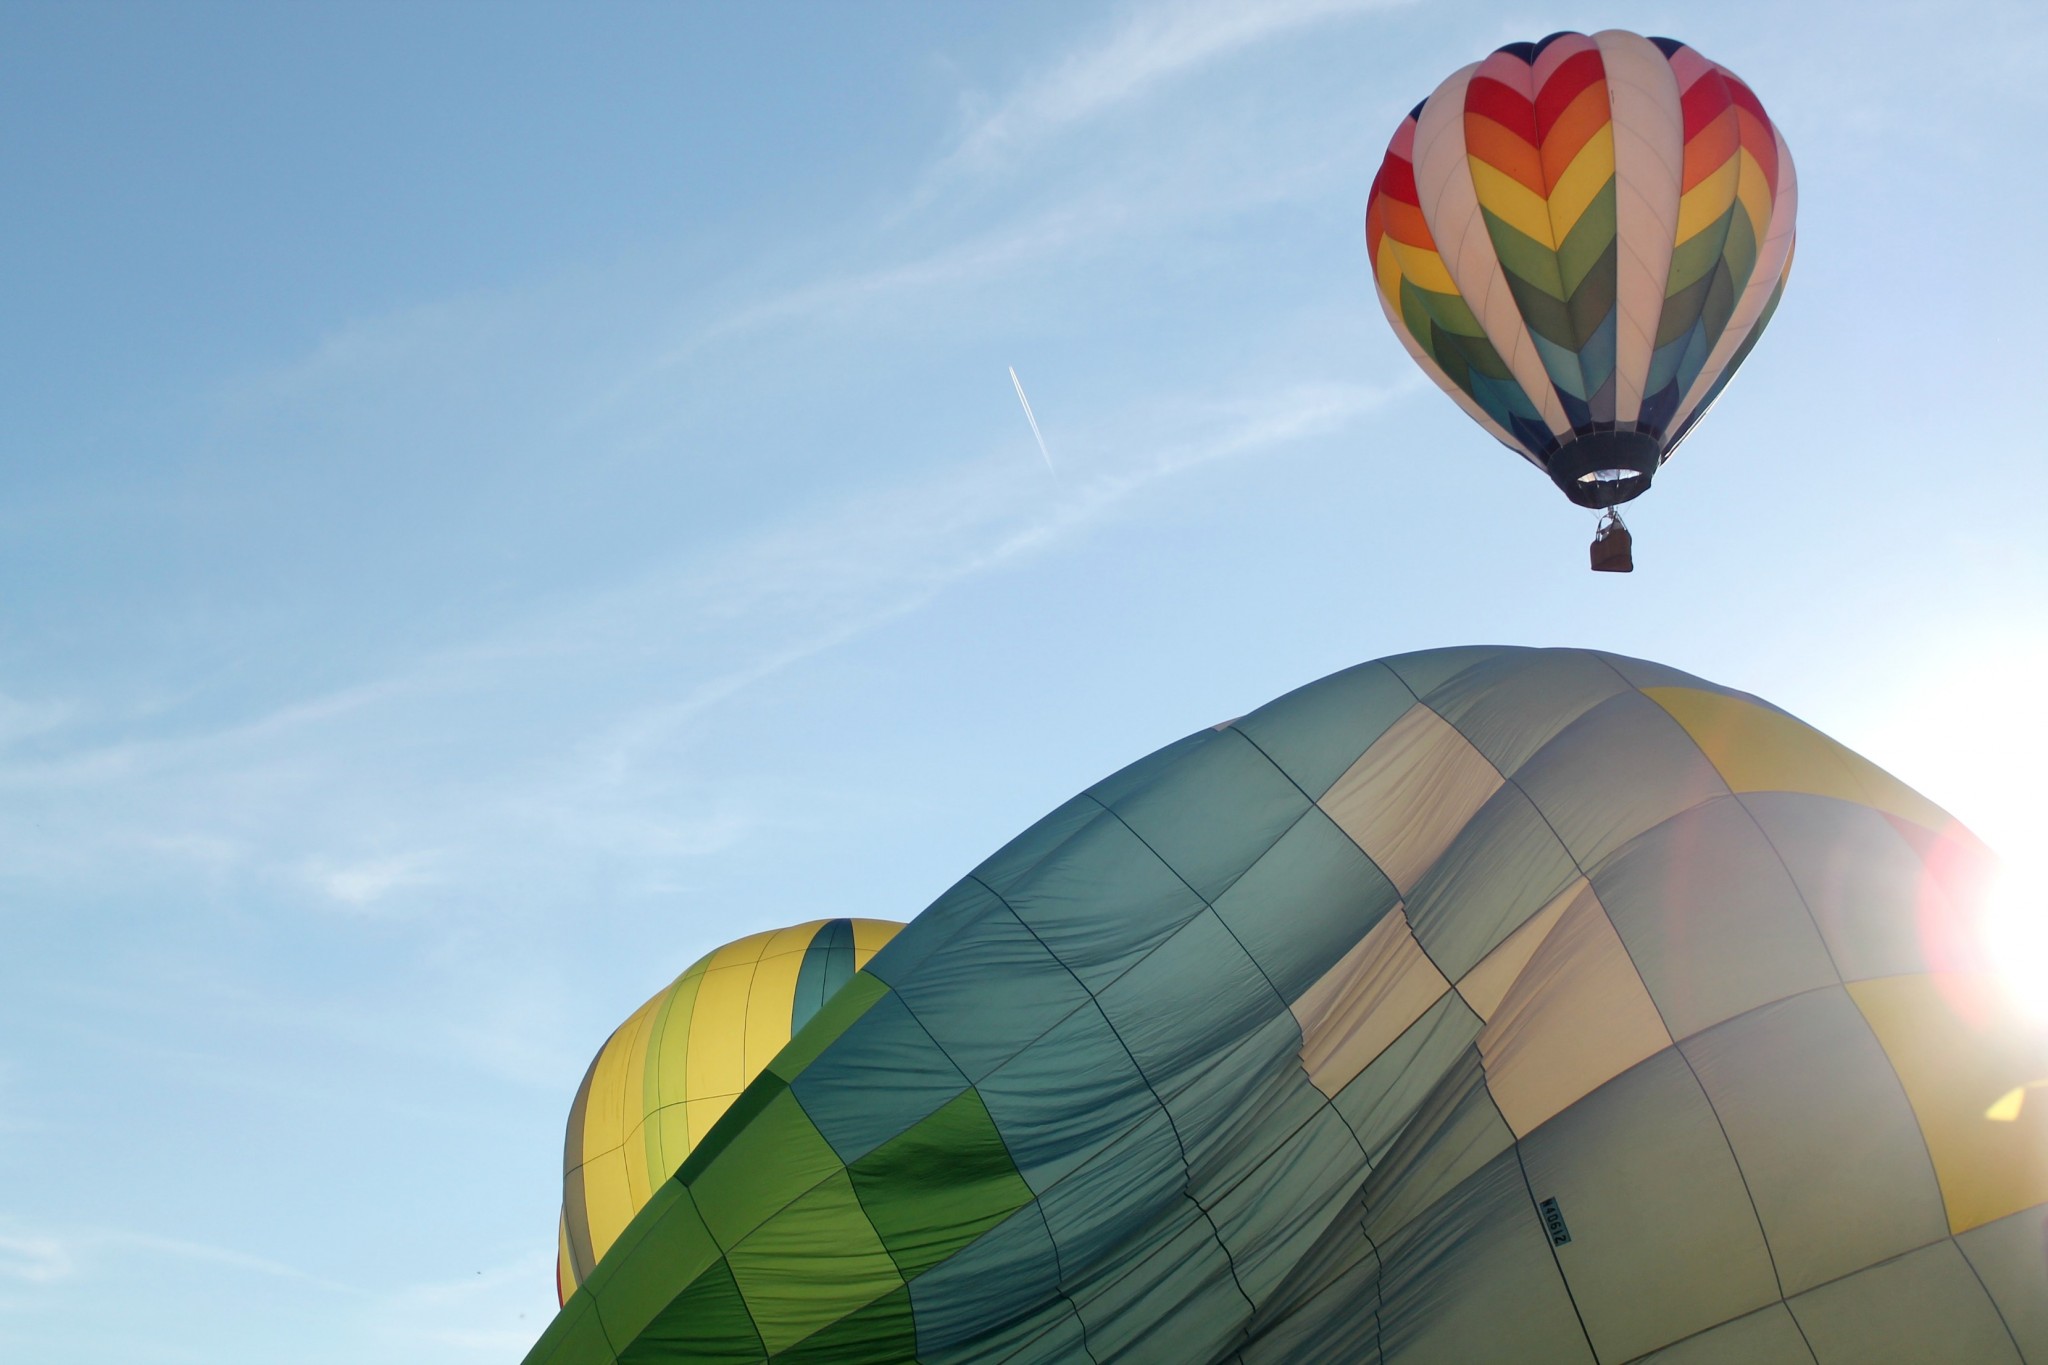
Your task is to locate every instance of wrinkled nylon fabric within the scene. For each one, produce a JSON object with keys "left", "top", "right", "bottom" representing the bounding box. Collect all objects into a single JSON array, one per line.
[
  {"left": 527, "top": 646, "right": 2045, "bottom": 1364},
  {"left": 558, "top": 918, "right": 903, "bottom": 1298}
]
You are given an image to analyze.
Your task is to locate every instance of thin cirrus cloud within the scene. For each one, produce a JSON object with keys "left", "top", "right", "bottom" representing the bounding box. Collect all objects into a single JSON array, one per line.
[
  {"left": 940, "top": 0, "right": 1416, "bottom": 174},
  {"left": 0, "top": 369, "right": 1395, "bottom": 919},
  {"left": 624, "top": 0, "right": 1413, "bottom": 391},
  {"left": 0, "top": 1223, "right": 352, "bottom": 1293},
  {"left": 303, "top": 851, "right": 444, "bottom": 910},
  {"left": 0, "top": 1214, "right": 546, "bottom": 1361},
  {"left": 563, "top": 376, "right": 1400, "bottom": 788},
  {"left": 0, "top": 0, "right": 1426, "bottom": 924},
  {"left": 0, "top": 1232, "right": 71, "bottom": 1285}
]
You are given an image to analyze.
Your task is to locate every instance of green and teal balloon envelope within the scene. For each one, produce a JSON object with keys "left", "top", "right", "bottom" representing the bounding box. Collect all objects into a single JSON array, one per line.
[{"left": 526, "top": 646, "right": 2048, "bottom": 1364}]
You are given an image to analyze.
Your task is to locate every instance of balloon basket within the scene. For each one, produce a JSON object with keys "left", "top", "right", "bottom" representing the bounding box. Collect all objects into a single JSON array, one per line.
[{"left": 1590, "top": 510, "right": 1633, "bottom": 573}]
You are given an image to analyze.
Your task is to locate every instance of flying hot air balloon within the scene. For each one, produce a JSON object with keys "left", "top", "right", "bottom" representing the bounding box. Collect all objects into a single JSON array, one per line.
[{"left": 1366, "top": 31, "right": 1797, "bottom": 570}]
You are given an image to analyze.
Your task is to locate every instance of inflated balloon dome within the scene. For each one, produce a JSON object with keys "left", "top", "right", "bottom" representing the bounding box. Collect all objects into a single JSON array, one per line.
[
  {"left": 528, "top": 646, "right": 2045, "bottom": 1364},
  {"left": 556, "top": 918, "right": 903, "bottom": 1303},
  {"left": 1367, "top": 31, "right": 1797, "bottom": 509}
]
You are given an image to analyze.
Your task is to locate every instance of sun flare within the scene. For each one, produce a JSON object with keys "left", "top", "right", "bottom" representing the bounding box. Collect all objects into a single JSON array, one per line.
[{"left": 1985, "top": 854, "right": 2048, "bottom": 1029}]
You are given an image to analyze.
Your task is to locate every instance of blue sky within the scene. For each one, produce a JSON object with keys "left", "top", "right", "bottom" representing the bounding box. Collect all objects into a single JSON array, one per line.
[{"left": 2, "top": 1, "right": 2044, "bottom": 1359}]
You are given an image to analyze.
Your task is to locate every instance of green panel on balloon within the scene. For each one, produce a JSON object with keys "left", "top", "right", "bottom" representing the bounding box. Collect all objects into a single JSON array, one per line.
[
  {"left": 1229, "top": 660, "right": 1415, "bottom": 799},
  {"left": 1663, "top": 204, "right": 1741, "bottom": 311},
  {"left": 995, "top": 804, "right": 1210, "bottom": 990},
  {"left": 1519, "top": 1048, "right": 1779, "bottom": 1362},
  {"left": 767, "top": 971, "right": 890, "bottom": 1083},
  {"left": 1087, "top": 727, "right": 1311, "bottom": 903},
  {"left": 1678, "top": 986, "right": 1947, "bottom": 1296},
  {"left": 1379, "top": 646, "right": 1506, "bottom": 699},
  {"left": 1204, "top": 1103, "right": 1366, "bottom": 1303},
  {"left": 1068, "top": 1202, "right": 1247, "bottom": 1359},
  {"left": 1169, "top": 1012, "right": 1326, "bottom": 1195},
  {"left": 1740, "top": 792, "right": 1934, "bottom": 981},
  {"left": 725, "top": 1170, "right": 902, "bottom": 1355},
  {"left": 1511, "top": 689, "right": 1729, "bottom": 869},
  {"left": 861, "top": 880, "right": 992, "bottom": 992},
  {"left": 1787, "top": 1240, "right": 2022, "bottom": 1365},
  {"left": 791, "top": 988, "right": 970, "bottom": 1163},
  {"left": 583, "top": 1186, "right": 719, "bottom": 1348},
  {"left": 774, "top": 1286, "right": 915, "bottom": 1365},
  {"left": 920, "top": 1300, "right": 1091, "bottom": 1365},
  {"left": 1210, "top": 806, "right": 1399, "bottom": 1002},
  {"left": 1360, "top": 1048, "right": 1513, "bottom": 1246},
  {"left": 689, "top": 1087, "right": 843, "bottom": 1248},
  {"left": 1403, "top": 782, "right": 1577, "bottom": 978},
  {"left": 1955, "top": 1209, "right": 2048, "bottom": 1361},
  {"left": 967, "top": 794, "right": 1099, "bottom": 895},
  {"left": 1332, "top": 993, "right": 1484, "bottom": 1166},
  {"left": 1034, "top": 1106, "right": 1187, "bottom": 1272},
  {"left": 1593, "top": 795, "right": 1838, "bottom": 1039},
  {"left": 1371, "top": 1148, "right": 1591, "bottom": 1365},
  {"left": 1094, "top": 908, "right": 1285, "bottom": 1102},
  {"left": 525, "top": 1293, "right": 616, "bottom": 1365},
  {"left": 909, "top": 1206, "right": 1064, "bottom": 1357},
  {"left": 617, "top": 1258, "right": 760, "bottom": 1365},
  {"left": 1589, "top": 652, "right": 1715, "bottom": 693},
  {"left": 881, "top": 900, "right": 1089, "bottom": 1085},
  {"left": 1417, "top": 647, "right": 1632, "bottom": 775},
  {"left": 976, "top": 1000, "right": 1155, "bottom": 1190},
  {"left": 847, "top": 1086, "right": 1033, "bottom": 1281}
]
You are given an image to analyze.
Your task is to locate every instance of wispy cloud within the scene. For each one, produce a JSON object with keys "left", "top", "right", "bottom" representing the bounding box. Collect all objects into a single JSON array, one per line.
[
  {"left": 0, "top": 374, "right": 1398, "bottom": 925},
  {"left": 576, "top": 377, "right": 1401, "bottom": 784},
  {"left": 613, "top": 0, "right": 1413, "bottom": 395},
  {"left": 304, "top": 850, "right": 444, "bottom": 908},
  {"left": 701, "top": 200, "right": 1123, "bottom": 345},
  {"left": 0, "top": 694, "right": 74, "bottom": 753},
  {"left": 0, "top": 1233, "right": 70, "bottom": 1285},
  {"left": 605, "top": 197, "right": 1132, "bottom": 399},
  {"left": 0, "top": 1223, "right": 354, "bottom": 1293},
  {"left": 942, "top": 0, "right": 1411, "bottom": 173}
]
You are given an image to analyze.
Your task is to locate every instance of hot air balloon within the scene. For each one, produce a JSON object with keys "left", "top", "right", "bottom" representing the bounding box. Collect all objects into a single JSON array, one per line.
[
  {"left": 555, "top": 917, "right": 902, "bottom": 1303},
  {"left": 1366, "top": 32, "right": 1797, "bottom": 571},
  {"left": 525, "top": 647, "right": 2045, "bottom": 1364}
]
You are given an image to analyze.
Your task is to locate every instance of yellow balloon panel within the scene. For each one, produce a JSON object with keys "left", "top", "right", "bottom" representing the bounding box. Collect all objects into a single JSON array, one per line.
[
  {"left": 1849, "top": 973, "right": 2048, "bottom": 1234},
  {"left": 556, "top": 917, "right": 902, "bottom": 1297}
]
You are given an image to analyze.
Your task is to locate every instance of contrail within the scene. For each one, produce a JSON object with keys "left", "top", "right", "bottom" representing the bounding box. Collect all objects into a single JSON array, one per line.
[{"left": 1009, "top": 366, "right": 1055, "bottom": 474}]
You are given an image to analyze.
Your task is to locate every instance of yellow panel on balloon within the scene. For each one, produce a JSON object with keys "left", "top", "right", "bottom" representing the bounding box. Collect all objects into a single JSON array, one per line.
[
  {"left": 1320, "top": 704, "right": 1504, "bottom": 896},
  {"left": 1848, "top": 973, "right": 2048, "bottom": 1234},
  {"left": 1293, "top": 907, "right": 1450, "bottom": 1098},
  {"left": 1475, "top": 881, "right": 1672, "bottom": 1137},
  {"left": 1643, "top": 687, "right": 1952, "bottom": 832},
  {"left": 555, "top": 917, "right": 904, "bottom": 1303}
]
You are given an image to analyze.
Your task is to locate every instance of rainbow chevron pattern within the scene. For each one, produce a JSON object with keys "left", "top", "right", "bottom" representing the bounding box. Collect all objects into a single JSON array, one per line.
[{"left": 1368, "top": 30, "right": 1796, "bottom": 480}]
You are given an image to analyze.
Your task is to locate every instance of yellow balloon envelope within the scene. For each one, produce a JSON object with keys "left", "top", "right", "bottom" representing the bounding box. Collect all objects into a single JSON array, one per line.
[{"left": 556, "top": 917, "right": 901, "bottom": 1301}]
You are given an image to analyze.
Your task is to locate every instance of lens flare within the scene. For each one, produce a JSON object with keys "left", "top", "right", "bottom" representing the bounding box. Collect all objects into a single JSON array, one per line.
[{"left": 1985, "top": 854, "right": 2048, "bottom": 1028}]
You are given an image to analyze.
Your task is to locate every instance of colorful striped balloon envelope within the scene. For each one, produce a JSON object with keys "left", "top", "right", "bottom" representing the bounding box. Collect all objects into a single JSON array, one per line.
[{"left": 1367, "top": 31, "right": 1796, "bottom": 508}]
